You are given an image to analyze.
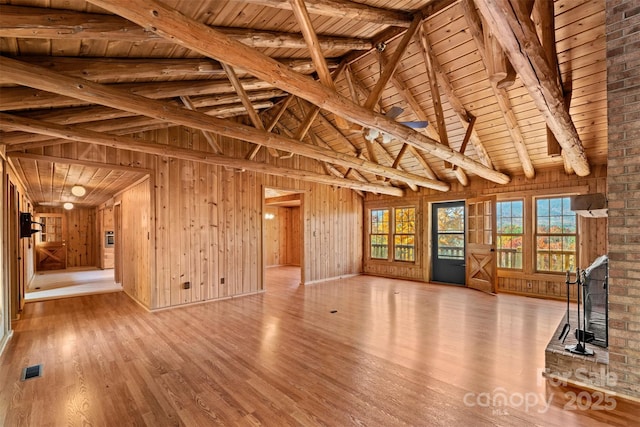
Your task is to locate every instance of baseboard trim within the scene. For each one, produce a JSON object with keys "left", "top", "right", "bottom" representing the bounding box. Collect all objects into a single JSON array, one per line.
[
  {"left": 0, "top": 330, "right": 14, "bottom": 357},
  {"left": 302, "top": 273, "right": 361, "bottom": 286}
]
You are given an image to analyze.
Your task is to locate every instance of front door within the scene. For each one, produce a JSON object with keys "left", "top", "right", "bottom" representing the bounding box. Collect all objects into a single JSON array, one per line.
[
  {"left": 431, "top": 201, "right": 465, "bottom": 285},
  {"left": 466, "top": 196, "right": 497, "bottom": 294},
  {"left": 35, "top": 213, "right": 67, "bottom": 271}
]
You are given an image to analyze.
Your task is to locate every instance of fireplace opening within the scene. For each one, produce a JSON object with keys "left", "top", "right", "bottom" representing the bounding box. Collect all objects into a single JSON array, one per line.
[{"left": 583, "top": 255, "right": 608, "bottom": 348}]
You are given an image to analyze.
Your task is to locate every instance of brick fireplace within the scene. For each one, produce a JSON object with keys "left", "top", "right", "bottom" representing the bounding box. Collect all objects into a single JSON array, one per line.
[{"left": 545, "top": 0, "right": 640, "bottom": 400}]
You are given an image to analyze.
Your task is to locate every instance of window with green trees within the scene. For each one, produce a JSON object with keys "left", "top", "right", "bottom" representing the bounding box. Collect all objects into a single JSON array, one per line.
[
  {"left": 536, "top": 197, "right": 577, "bottom": 272},
  {"left": 496, "top": 200, "right": 524, "bottom": 269}
]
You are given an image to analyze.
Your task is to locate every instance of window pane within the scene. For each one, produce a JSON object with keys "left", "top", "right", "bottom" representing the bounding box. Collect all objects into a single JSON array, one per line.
[
  {"left": 371, "top": 209, "right": 389, "bottom": 234},
  {"left": 394, "top": 235, "right": 415, "bottom": 261},
  {"left": 496, "top": 200, "right": 524, "bottom": 269},
  {"left": 438, "top": 206, "right": 464, "bottom": 232},
  {"left": 536, "top": 197, "right": 577, "bottom": 272},
  {"left": 370, "top": 235, "right": 388, "bottom": 259},
  {"left": 395, "top": 207, "right": 415, "bottom": 234},
  {"left": 438, "top": 234, "right": 464, "bottom": 259}
]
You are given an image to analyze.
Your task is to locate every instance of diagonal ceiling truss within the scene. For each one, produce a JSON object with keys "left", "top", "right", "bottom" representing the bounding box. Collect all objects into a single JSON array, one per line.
[{"left": 0, "top": 0, "right": 598, "bottom": 198}]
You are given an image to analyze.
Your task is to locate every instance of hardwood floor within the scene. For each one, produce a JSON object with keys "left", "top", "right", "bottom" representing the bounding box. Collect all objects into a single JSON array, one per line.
[
  {"left": 26, "top": 268, "right": 120, "bottom": 302},
  {"left": 1, "top": 267, "right": 637, "bottom": 426}
]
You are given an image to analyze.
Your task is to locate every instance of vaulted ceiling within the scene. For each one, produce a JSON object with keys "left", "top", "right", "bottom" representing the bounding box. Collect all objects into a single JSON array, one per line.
[{"left": 0, "top": 0, "right": 607, "bottom": 202}]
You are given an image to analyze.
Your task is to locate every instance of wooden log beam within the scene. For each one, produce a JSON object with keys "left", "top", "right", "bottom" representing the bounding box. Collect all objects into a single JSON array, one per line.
[
  {"left": 12, "top": 56, "right": 340, "bottom": 86},
  {"left": 473, "top": 0, "right": 590, "bottom": 176},
  {"left": 0, "top": 5, "right": 372, "bottom": 50},
  {"left": 364, "top": 16, "right": 422, "bottom": 111},
  {"left": 289, "top": 0, "right": 350, "bottom": 130},
  {"left": 3, "top": 102, "right": 275, "bottom": 150},
  {"left": 462, "top": 0, "right": 535, "bottom": 179},
  {"left": 1, "top": 91, "right": 284, "bottom": 142},
  {"left": 283, "top": 108, "right": 375, "bottom": 188},
  {"left": 225, "top": 0, "right": 413, "bottom": 27},
  {"left": 0, "top": 113, "right": 403, "bottom": 197},
  {"left": 410, "top": 41, "right": 493, "bottom": 170},
  {"left": 180, "top": 96, "right": 224, "bottom": 154},
  {"left": 0, "top": 78, "right": 275, "bottom": 111},
  {"left": 532, "top": 0, "right": 563, "bottom": 158},
  {"left": 221, "top": 62, "right": 280, "bottom": 158},
  {"left": 0, "top": 58, "right": 448, "bottom": 191},
  {"left": 360, "top": 17, "right": 421, "bottom": 164},
  {"left": 81, "top": 0, "right": 510, "bottom": 185}
]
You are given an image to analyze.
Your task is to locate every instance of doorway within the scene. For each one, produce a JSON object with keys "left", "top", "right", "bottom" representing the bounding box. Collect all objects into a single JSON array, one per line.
[
  {"left": 431, "top": 201, "right": 465, "bottom": 285},
  {"left": 263, "top": 187, "right": 303, "bottom": 290}
]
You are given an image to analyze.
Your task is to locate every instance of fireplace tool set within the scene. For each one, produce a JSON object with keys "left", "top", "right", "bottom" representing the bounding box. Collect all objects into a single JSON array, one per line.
[
  {"left": 559, "top": 268, "right": 594, "bottom": 356},
  {"left": 559, "top": 255, "right": 609, "bottom": 354}
]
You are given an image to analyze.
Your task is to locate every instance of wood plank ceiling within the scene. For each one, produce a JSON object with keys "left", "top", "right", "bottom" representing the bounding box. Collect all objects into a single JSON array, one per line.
[{"left": 0, "top": 0, "right": 607, "bottom": 201}]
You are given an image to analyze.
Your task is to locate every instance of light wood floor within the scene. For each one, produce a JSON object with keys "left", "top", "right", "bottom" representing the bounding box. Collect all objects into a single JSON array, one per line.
[
  {"left": 1, "top": 267, "right": 637, "bottom": 426},
  {"left": 26, "top": 268, "right": 121, "bottom": 302}
]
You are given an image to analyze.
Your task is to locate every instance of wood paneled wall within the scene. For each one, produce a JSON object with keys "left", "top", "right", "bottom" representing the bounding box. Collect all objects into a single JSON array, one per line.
[
  {"left": 364, "top": 167, "right": 608, "bottom": 300},
  {"left": 265, "top": 206, "right": 301, "bottom": 267},
  {"left": 26, "top": 127, "right": 363, "bottom": 309},
  {"left": 35, "top": 207, "right": 97, "bottom": 268},
  {"left": 117, "top": 178, "right": 152, "bottom": 308},
  {"left": 0, "top": 157, "right": 7, "bottom": 351}
]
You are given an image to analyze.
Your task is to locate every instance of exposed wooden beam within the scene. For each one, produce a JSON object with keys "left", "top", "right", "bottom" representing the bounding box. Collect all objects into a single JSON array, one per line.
[
  {"left": 359, "top": 16, "right": 421, "bottom": 164},
  {"left": 3, "top": 89, "right": 285, "bottom": 129},
  {"left": 2, "top": 102, "right": 275, "bottom": 147},
  {"left": 283, "top": 108, "right": 378, "bottom": 188},
  {"left": 418, "top": 29, "right": 470, "bottom": 187},
  {"left": 225, "top": 0, "right": 413, "bottom": 27},
  {"left": 292, "top": 63, "right": 348, "bottom": 141},
  {"left": 1, "top": 78, "right": 275, "bottom": 111},
  {"left": 13, "top": 56, "right": 339, "bottom": 85},
  {"left": 484, "top": 28, "right": 516, "bottom": 89},
  {"left": 81, "top": 0, "right": 510, "bottom": 185},
  {"left": 180, "top": 96, "right": 224, "bottom": 155},
  {"left": 410, "top": 40, "right": 493, "bottom": 170},
  {"left": 0, "top": 59, "right": 448, "bottom": 190},
  {"left": 364, "top": 16, "right": 422, "bottom": 111},
  {"left": 15, "top": 56, "right": 226, "bottom": 82},
  {"left": 532, "top": 0, "right": 563, "bottom": 159},
  {"left": 462, "top": 0, "right": 535, "bottom": 179},
  {"left": 221, "top": 62, "right": 280, "bottom": 158},
  {"left": 0, "top": 113, "right": 403, "bottom": 197},
  {"left": 0, "top": 5, "right": 372, "bottom": 51},
  {"left": 341, "top": 0, "right": 458, "bottom": 66},
  {"left": 290, "top": 0, "right": 350, "bottom": 130},
  {"left": 473, "top": 0, "right": 590, "bottom": 177}
]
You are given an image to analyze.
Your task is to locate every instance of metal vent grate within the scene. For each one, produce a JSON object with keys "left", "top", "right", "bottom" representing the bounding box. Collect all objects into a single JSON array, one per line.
[{"left": 21, "top": 364, "right": 42, "bottom": 381}]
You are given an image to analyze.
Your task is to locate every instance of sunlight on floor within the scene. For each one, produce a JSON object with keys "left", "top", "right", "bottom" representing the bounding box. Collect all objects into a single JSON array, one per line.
[{"left": 26, "top": 268, "right": 121, "bottom": 302}]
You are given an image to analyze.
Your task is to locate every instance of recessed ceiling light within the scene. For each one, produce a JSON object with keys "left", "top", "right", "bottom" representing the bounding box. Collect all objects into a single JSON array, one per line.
[
  {"left": 71, "top": 185, "right": 86, "bottom": 197},
  {"left": 63, "top": 202, "right": 74, "bottom": 210}
]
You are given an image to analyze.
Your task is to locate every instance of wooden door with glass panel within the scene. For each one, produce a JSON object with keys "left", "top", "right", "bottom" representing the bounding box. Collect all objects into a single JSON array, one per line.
[
  {"left": 35, "top": 213, "right": 67, "bottom": 271},
  {"left": 466, "top": 196, "right": 497, "bottom": 294}
]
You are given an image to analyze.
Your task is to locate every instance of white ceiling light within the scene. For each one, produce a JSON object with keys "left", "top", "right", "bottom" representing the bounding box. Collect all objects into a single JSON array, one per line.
[
  {"left": 63, "top": 202, "right": 74, "bottom": 210},
  {"left": 71, "top": 185, "right": 86, "bottom": 197}
]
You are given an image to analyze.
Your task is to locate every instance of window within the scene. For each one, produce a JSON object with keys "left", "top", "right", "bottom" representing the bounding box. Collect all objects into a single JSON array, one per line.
[
  {"left": 394, "top": 207, "right": 416, "bottom": 261},
  {"left": 369, "top": 207, "right": 416, "bottom": 262},
  {"left": 536, "top": 197, "right": 577, "bottom": 272},
  {"left": 436, "top": 204, "right": 464, "bottom": 260},
  {"left": 370, "top": 209, "right": 389, "bottom": 259},
  {"left": 496, "top": 200, "right": 524, "bottom": 269}
]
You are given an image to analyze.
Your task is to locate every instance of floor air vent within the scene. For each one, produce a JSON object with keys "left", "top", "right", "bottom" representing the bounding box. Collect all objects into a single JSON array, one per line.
[{"left": 21, "top": 364, "right": 42, "bottom": 381}]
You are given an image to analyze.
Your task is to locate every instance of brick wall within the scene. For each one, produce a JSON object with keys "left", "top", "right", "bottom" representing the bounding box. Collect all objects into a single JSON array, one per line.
[{"left": 606, "top": 0, "right": 640, "bottom": 399}]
